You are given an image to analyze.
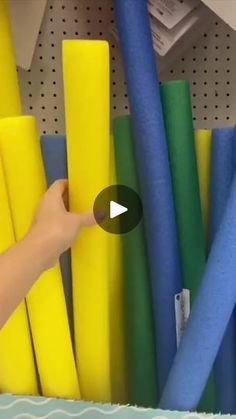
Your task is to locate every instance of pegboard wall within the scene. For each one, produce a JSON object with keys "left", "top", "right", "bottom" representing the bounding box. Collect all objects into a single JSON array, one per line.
[{"left": 18, "top": 0, "right": 236, "bottom": 135}]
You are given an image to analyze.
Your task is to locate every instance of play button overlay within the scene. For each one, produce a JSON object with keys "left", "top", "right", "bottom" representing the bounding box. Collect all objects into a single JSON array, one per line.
[
  {"left": 93, "top": 184, "right": 143, "bottom": 234},
  {"left": 110, "top": 201, "right": 128, "bottom": 219}
]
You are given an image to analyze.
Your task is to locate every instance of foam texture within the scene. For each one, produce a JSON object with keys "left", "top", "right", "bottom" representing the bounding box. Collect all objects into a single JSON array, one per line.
[
  {"left": 195, "top": 130, "right": 212, "bottom": 249},
  {"left": 0, "top": 0, "right": 21, "bottom": 117},
  {"left": 63, "top": 40, "right": 111, "bottom": 402},
  {"left": 161, "top": 80, "right": 205, "bottom": 302},
  {"left": 113, "top": 115, "right": 158, "bottom": 407},
  {"left": 0, "top": 156, "right": 38, "bottom": 395},
  {"left": 109, "top": 136, "right": 126, "bottom": 405},
  {"left": 210, "top": 127, "right": 236, "bottom": 414}
]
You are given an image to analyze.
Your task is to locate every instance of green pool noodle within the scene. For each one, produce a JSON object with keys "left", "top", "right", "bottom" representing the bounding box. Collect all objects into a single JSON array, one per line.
[
  {"left": 161, "top": 80, "right": 205, "bottom": 300},
  {"left": 113, "top": 115, "right": 158, "bottom": 407},
  {"left": 161, "top": 80, "right": 215, "bottom": 412}
]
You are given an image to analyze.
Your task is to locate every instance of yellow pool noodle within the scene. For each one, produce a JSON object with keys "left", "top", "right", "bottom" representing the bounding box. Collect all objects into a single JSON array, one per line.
[
  {"left": 109, "top": 137, "right": 126, "bottom": 404},
  {"left": 0, "top": 0, "right": 37, "bottom": 395},
  {"left": 0, "top": 0, "right": 21, "bottom": 117},
  {"left": 0, "top": 116, "right": 80, "bottom": 399},
  {"left": 195, "top": 129, "right": 212, "bottom": 249},
  {"left": 63, "top": 40, "right": 111, "bottom": 402},
  {"left": 0, "top": 156, "right": 38, "bottom": 395}
]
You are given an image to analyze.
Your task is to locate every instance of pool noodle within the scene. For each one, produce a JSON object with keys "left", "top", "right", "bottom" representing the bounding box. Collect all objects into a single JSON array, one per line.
[
  {"left": 195, "top": 130, "right": 212, "bottom": 249},
  {"left": 210, "top": 128, "right": 236, "bottom": 244},
  {"left": 113, "top": 115, "right": 158, "bottom": 407},
  {"left": 114, "top": 0, "right": 182, "bottom": 392},
  {"left": 160, "top": 168, "right": 236, "bottom": 411},
  {"left": 0, "top": 0, "right": 21, "bottom": 117},
  {"left": 0, "top": 0, "right": 37, "bottom": 395},
  {"left": 0, "top": 156, "right": 38, "bottom": 395},
  {"left": 210, "top": 127, "right": 236, "bottom": 413},
  {"left": 161, "top": 81, "right": 205, "bottom": 301},
  {"left": 0, "top": 116, "right": 80, "bottom": 399},
  {"left": 161, "top": 81, "right": 215, "bottom": 413},
  {"left": 63, "top": 40, "right": 111, "bottom": 402},
  {"left": 109, "top": 136, "right": 126, "bottom": 404},
  {"left": 40, "top": 135, "right": 73, "bottom": 337}
]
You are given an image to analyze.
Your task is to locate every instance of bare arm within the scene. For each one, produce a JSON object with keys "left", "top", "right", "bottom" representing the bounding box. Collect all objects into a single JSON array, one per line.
[{"left": 0, "top": 180, "right": 95, "bottom": 328}]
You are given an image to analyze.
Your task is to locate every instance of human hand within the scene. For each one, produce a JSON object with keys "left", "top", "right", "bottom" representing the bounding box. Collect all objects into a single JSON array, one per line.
[{"left": 29, "top": 180, "right": 95, "bottom": 270}]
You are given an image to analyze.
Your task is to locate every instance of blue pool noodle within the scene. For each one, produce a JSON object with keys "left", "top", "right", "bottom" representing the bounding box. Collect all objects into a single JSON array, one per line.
[
  {"left": 40, "top": 135, "right": 73, "bottom": 337},
  {"left": 160, "top": 167, "right": 236, "bottom": 412},
  {"left": 210, "top": 127, "right": 236, "bottom": 414},
  {"left": 114, "top": 0, "right": 182, "bottom": 392},
  {"left": 210, "top": 128, "right": 236, "bottom": 244}
]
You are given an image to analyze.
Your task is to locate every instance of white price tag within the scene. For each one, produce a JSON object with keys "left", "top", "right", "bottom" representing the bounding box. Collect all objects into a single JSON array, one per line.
[{"left": 175, "top": 289, "right": 190, "bottom": 347}]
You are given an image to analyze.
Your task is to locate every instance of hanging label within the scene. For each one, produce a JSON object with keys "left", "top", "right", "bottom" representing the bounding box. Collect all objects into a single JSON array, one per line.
[
  {"left": 148, "top": 0, "right": 200, "bottom": 29},
  {"left": 150, "top": 3, "right": 208, "bottom": 56}
]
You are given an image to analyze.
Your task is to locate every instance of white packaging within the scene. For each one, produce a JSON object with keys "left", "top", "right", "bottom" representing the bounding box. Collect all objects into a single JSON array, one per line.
[
  {"left": 148, "top": 0, "right": 200, "bottom": 29},
  {"left": 150, "top": 3, "right": 212, "bottom": 57}
]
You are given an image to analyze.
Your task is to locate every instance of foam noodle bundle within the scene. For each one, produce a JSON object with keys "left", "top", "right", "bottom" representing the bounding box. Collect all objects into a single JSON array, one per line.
[
  {"left": 160, "top": 168, "right": 236, "bottom": 411},
  {"left": 0, "top": 156, "right": 38, "bottom": 395},
  {"left": 63, "top": 40, "right": 111, "bottom": 402},
  {"left": 0, "top": 116, "right": 80, "bottom": 399},
  {"left": 0, "top": 0, "right": 21, "bottom": 117}
]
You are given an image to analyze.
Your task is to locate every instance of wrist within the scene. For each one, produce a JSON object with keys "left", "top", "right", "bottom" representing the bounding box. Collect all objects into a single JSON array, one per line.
[{"left": 24, "top": 224, "right": 58, "bottom": 272}]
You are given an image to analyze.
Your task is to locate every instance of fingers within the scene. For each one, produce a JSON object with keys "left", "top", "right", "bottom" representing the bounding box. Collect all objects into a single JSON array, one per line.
[
  {"left": 78, "top": 211, "right": 96, "bottom": 228},
  {"left": 47, "top": 181, "right": 96, "bottom": 228},
  {"left": 47, "top": 180, "right": 69, "bottom": 209},
  {"left": 48, "top": 180, "right": 68, "bottom": 198}
]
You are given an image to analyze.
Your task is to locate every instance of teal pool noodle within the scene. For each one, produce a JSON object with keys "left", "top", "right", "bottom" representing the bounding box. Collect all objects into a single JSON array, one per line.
[
  {"left": 160, "top": 168, "right": 236, "bottom": 411},
  {"left": 40, "top": 135, "right": 73, "bottom": 337},
  {"left": 114, "top": 0, "right": 182, "bottom": 393},
  {"left": 210, "top": 127, "right": 236, "bottom": 413}
]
